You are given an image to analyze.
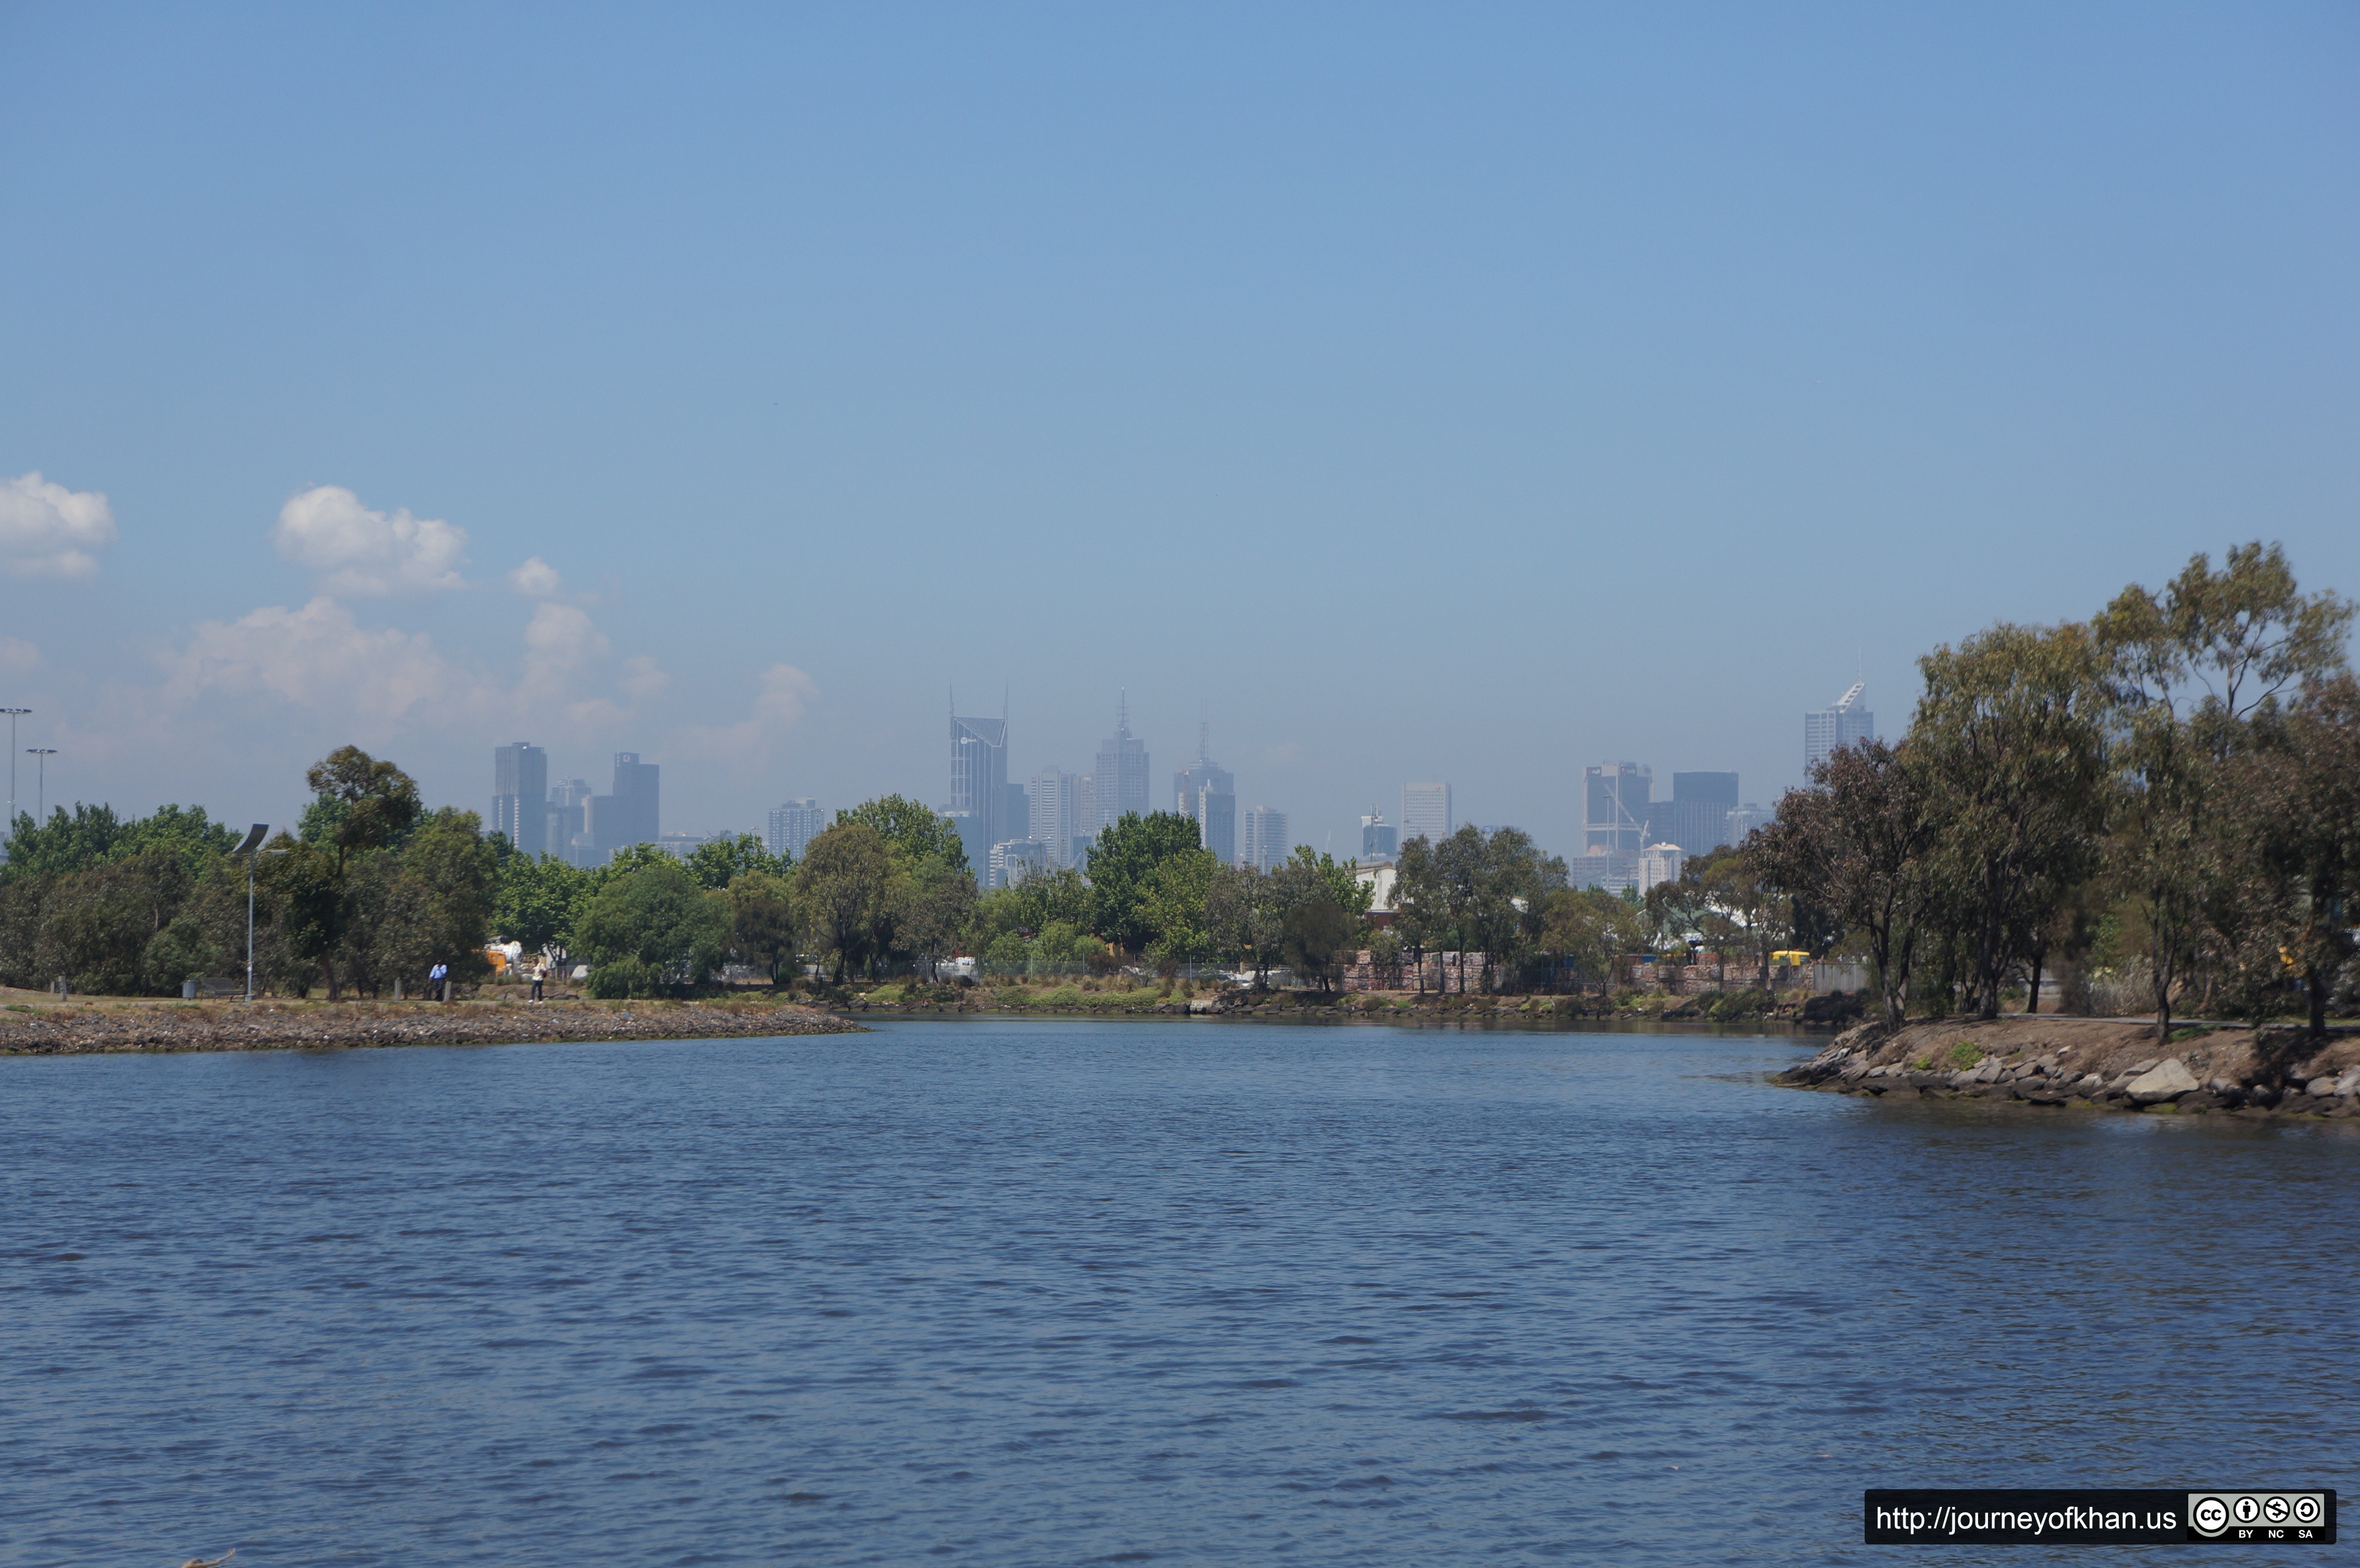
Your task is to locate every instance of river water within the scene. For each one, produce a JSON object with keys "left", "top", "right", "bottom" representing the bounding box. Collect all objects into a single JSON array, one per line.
[{"left": 1, "top": 1019, "right": 2350, "bottom": 1565}]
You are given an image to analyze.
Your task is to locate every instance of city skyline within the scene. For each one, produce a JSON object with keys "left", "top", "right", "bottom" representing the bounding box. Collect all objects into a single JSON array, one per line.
[{"left": 4, "top": 9, "right": 2350, "bottom": 859}]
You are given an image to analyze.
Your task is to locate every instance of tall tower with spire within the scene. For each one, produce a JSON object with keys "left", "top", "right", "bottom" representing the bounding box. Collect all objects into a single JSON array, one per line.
[
  {"left": 1094, "top": 690, "right": 1151, "bottom": 833},
  {"left": 1172, "top": 719, "right": 1236, "bottom": 864}
]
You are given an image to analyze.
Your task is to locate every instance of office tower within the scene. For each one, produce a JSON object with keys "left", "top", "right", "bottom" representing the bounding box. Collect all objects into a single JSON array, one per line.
[
  {"left": 1638, "top": 842, "right": 1685, "bottom": 894},
  {"left": 767, "top": 797, "right": 825, "bottom": 862},
  {"left": 612, "top": 753, "right": 661, "bottom": 846},
  {"left": 1665, "top": 771, "right": 1740, "bottom": 854},
  {"left": 492, "top": 742, "right": 549, "bottom": 857},
  {"left": 1726, "top": 802, "right": 1770, "bottom": 842},
  {"left": 1094, "top": 693, "right": 1150, "bottom": 832},
  {"left": 947, "top": 705, "right": 1010, "bottom": 874},
  {"left": 1805, "top": 681, "right": 1876, "bottom": 775},
  {"left": 990, "top": 838, "right": 1046, "bottom": 889},
  {"left": 1073, "top": 773, "right": 1097, "bottom": 862},
  {"left": 1242, "top": 806, "right": 1290, "bottom": 872},
  {"left": 1173, "top": 723, "right": 1236, "bottom": 866},
  {"left": 1001, "top": 782, "right": 1030, "bottom": 848},
  {"left": 1400, "top": 782, "right": 1451, "bottom": 848},
  {"left": 548, "top": 777, "right": 595, "bottom": 867},
  {"left": 1029, "top": 769, "right": 1076, "bottom": 869},
  {"left": 1583, "top": 763, "right": 1652, "bottom": 854},
  {"left": 1360, "top": 808, "right": 1398, "bottom": 863}
]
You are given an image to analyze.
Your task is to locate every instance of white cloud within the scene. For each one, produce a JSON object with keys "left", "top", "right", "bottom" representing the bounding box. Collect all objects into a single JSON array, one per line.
[
  {"left": 521, "top": 601, "right": 610, "bottom": 689},
  {"left": 508, "top": 556, "right": 563, "bottom": 597},
  {"left": 675, "top": 662, "right": 819, "bottom": 766},
  {"left": 163, "top": 597, "right": 468, "bottom": 723},
  {"left": 0, "top": 636, "right": 38, "bottom": 677},
  {"left": 0, "top": 471, "right": 117, "bottom": 579},
  {"left": 272, "top": 484, "right": 468, "bottom": 595}
]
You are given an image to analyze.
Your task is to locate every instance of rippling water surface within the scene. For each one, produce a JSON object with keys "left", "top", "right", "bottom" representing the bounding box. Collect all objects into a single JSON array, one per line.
[{"left": 2, "top": 1019, "right": 2351, "bottom": 1565}]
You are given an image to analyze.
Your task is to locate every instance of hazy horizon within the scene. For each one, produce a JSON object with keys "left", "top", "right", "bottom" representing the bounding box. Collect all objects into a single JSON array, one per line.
[{"left": 4, "top": 5, "right": 2354, "bottom": 856}]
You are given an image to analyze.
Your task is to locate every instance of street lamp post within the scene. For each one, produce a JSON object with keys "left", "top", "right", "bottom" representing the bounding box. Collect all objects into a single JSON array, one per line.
[
  {"left": 26, "top": 749, "right": 56, "bottom": 822},
  {"left": 231, "top": 825, "right": 270, "bottom": 1002},
  {"left": 0, "top": 709, "right": 26, "bottom": 826}
]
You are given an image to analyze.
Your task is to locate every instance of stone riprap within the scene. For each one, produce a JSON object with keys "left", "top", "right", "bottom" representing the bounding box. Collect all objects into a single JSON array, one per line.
[
  {"left": 1780, "top": 1015, "right": 2360, "bottom": 1119},
  {"left": 0, "top": 997, "right": 860, "bottom": 1056}
]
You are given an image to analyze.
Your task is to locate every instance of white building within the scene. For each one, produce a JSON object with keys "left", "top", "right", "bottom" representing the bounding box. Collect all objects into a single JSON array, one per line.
[
  {"left": 1029, "top": 769, "right": 1077, "bottom": 869},
  {"left": 1242, "top": 806, "right": 1291, "bottom": 872},
  {"left": 767, "top": 797, "right": 825, "bottom": 861},
  {"left": 1805, "top": 682, "right": 1876, "bottom": 775},
  {"left": 1638, "top": 842, "right": 1685, "bottom": 893},
  {"left": 1400, "top": 782, "right": 1451, "bottom": 848},
  {"left": 989, "top": 838, "right": 1047, "bottom": 889}
]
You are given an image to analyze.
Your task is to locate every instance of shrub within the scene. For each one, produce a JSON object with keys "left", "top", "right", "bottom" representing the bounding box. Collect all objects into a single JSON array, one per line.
[
  {"left": 1041, "top": 985, "right": 1082, "bottom": 1006},
  {"left": 1946, "top": 1040, "right": 1982, "bottom": 1069}
]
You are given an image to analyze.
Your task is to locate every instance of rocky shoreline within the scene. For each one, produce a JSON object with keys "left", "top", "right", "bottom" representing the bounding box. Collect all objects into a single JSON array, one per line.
[
  {"left": 0, "top": 997, "right": 861, "bottom": 1056},
  {"left": 1780, "top": 1015, "right": 2360, "bottom": 1120}
]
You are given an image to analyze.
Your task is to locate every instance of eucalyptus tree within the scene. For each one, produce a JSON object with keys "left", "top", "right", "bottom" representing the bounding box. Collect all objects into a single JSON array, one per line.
[{"left": 2096, "top": 542, "right": 2352, "bottom": 1039}]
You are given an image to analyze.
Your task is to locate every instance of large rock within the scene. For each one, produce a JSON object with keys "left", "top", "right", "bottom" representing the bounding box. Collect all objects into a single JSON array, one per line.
[{"left": 2126, "top": 1057, "right": 2200, "bottom": 1104}]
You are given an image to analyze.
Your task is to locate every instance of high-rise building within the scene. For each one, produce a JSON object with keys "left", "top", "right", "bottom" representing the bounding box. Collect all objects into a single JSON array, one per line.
[
  {"left": 1094, "top": 693, "right": 1150, "bottom": 832},
  {"left": 1073, "top": 773, "right": 1096, "bottom": 862},
  {"left": 1242, "top": 806, "right": 1291, "bottom": 872},
  {"left": 492, "top": 742, "right": 549, "bottom": 857},
  {"left": 548, "top": 777, "right": 595, "bottom": 867},
  {"left": 1583, "top": 762, "right": 1652, "bottom": 854},
  {"left": 1638, "top": 842, "right": 1685, "bottom": 893},
  {"left": 990, "top": 838, "right": 1046, "bottom": 889},
  {"left": 1173, "top": 723, "right": 1236, "bottom": 866},
  {"left": 947, "top": 706, "right": 1010, "bottom": 874},
  {"left": 1027, "top": 769, "right": 1076, "bottom": 868},
  {"left": 1805, "top": 682, "right": 1876, "bottom": 775},
  {"left": 1664, "top": 771, "right": 1739, "bottom": 855},
  {"left": 1400, "top": 782, "right": 1451, "bottom": 848},
  {"left": 590, "top": 752, "right": 660, "bottom": 860},
  {"left": 767, "top": 797, "right": 825, "bottom": 862},
  {"left": 1726, "top": 802, "right": 1771, "bottom": 842},
  {"left": 1360, "top": 808, "right": 1398, "bottom": 864}
]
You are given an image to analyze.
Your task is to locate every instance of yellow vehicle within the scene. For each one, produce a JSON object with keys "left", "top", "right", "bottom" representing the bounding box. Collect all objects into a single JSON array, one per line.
[{"left": 1769, "top": 950, "right": 1811, "bottom": 968}]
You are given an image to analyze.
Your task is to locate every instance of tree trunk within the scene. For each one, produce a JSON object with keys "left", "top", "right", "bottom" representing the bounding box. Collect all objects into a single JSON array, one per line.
[
  {"left": 2307, "top": 964, "right": 2328, "bottom": 1040},
  {"left": 2026, "top": 948, "right": 2044, "bottom": 1017}
]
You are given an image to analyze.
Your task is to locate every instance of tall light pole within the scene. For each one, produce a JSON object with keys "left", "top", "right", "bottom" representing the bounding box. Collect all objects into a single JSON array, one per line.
[
  {"left": 0, "top": 709, "right": 26, "bottom": 828},
  {"left": 232, "top": 825, "right": 270, "bottom": 1002},
  {"left": 26, "top": 749, "right": 56, "bottom": 822}
]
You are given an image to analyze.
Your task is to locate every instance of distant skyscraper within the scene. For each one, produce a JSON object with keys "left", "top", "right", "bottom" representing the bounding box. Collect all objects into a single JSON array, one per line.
[
  {"left": 1094, "top": 693, "right": 1150, "bottom": 832},
  {"left": 1400, "top": 783, "right": 1451, "bottom": 848},
  {"left": 1726, "top": 802, "right": 1770, "bottom": 842},
  {"left": 1805, "top": 682, "right": 1876, "bottom": 775},
  {"left": 1073, "top": 773, "right": 1096, "bottom": 861},
  {"left": 1584, "top": 763, "right": 1652, "bottom": 854},
  {"left": 948, "top": 703, "right": 1010, "bottom": 873},
  {"left": 1173, "top": 723, "right": 1235, "bottom": 866},
  {"left": 1664, "top": 771, "right": 1739, "bottom": 855},
  {"left": 1029, "top": 769, "right": 1077, "bottom": 869},
  {"left": 1638, "top": 842, "right": 1685, "bottom": 893},
  {"left": 590, "top": 752, "right": 660, "bottom": 859},
  {"left": 767, "top": 797, "right": 825, "bottom": 862},
  {"left": 492, "top": 742, "right": 549, "bottom": 857},
  {"left": 549, "top": 777, "right": 595, "bottom": 867},
  {"left": 1360, "top": 808, "right": 1398, "bottom": 863},
  {"left": 990, "top": 838, "right": 1046, "bottom": 889},
  {"left": 1242, "top": 806, "right": 1291, "bottom": 872}
]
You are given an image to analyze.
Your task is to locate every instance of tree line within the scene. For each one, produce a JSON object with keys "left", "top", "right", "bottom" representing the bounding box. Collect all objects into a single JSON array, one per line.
[{"left": 1748, "top": 542, "right": 2358, "bottom": 1041}]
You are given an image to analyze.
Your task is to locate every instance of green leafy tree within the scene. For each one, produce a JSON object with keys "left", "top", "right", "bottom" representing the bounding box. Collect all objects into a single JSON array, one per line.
[
  {"left": 728, "top": 869, "right": 798, "bottom": 985},
  {"left": 896, "top": 857, "right": 979, "bottom": 979},
  {"left": 1281, "top": 897, "right": 1352, "bottom": 992},
  {"left": 1752, "top": 738, "right": 1941, "bottom": 1033},
  {"left": 1085, "top": 811, "right": 1206, "bottom": 955},
  {"left": 302, "top": 746, "right": 424, "bottom": 872},
  {"left": 1141, "top": 847, "right": 1219, "bottom": 965},
  {"left": 2242, "top": 674, "right": 2360, "bottom": 1038},
  {"left": 577, "top": 858, "right": 731, "bottom": 996},
  {"left": 1205, "top": 862, "right": 1282, "bottom": 984},
  {"left": 2096, "top": 541, "right": 2353, "bottom": 1039},
  {"left": 1913, "top": 623, "right": 2111, "bottom": 1019},
  {"left": 793, "top": 821, "right": 895, "bottom": 981},
  {"left": 838, "top": 795, "right": 969, "bottom": 872},
  {"left": 495, "top": 853, "right": 589, "bottom": 951},
  {"left": 2, "top": 803, "right": 128, "bottom": 882},
  {"left": 685, "top": 832, "right": 788, "bottom": 890}
]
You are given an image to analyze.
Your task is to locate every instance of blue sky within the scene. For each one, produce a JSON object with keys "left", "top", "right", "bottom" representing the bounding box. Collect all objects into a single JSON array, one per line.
[{"left": 2, "top": 3, "right": 2354, "bottom": 856}]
